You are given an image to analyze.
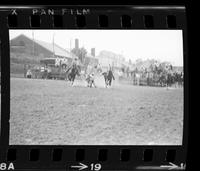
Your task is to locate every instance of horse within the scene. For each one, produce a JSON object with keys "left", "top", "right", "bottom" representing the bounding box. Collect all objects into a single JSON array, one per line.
[
  {"left": 107, "top": 70, "right": 115, "bottom": 86},
  {"left": 102, "top": 70, "right": 115, "bottom": 88},
  {"left": 158, "top": 71, "right": 175, "bottom": 88},
  {"left": 158, "top": 72, "right": 167, "bottom": 87},
  {"left": 66, "top": 64, "right": 80, "bottom": 86},
  {"left": 166, "top": 73, "right": 174, "bottom": 87},
  {"left": 174, "top": 72, "right": 184, "bottom": 88}
]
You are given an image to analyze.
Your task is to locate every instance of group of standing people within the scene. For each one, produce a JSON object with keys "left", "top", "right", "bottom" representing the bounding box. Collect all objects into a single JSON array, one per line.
[{"left": 131, "top": 65, "right": 183, "bottom": 87}]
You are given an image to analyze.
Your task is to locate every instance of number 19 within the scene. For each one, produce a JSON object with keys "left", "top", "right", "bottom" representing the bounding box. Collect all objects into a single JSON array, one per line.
[{"left": 90, "top": 163, "right": 101, "bottom": 171}]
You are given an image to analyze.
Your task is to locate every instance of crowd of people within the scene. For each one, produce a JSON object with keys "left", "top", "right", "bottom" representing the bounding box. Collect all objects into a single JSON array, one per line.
[{"left": 130, "top": 63, "right": 184, "bottom": 87}]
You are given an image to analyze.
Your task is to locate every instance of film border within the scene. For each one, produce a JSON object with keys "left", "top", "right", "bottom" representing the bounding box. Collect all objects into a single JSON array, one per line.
[{"left": 0, "top": 5, "right": 189, "bottom": 171}]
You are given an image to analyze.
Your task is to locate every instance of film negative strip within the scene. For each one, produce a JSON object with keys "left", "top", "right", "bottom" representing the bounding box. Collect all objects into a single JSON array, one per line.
[{"left": 0, "top": 4, "right": 189, "bottom": 171}]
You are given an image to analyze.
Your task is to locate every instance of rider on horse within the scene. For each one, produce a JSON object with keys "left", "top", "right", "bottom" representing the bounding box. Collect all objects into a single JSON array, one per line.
[{"left": 66, "top": 61, "right": 80, "bottom": 86}]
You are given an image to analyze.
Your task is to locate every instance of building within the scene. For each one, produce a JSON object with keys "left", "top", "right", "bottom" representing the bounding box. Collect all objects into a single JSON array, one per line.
[
  {"left": 10, "top": 34, "right": 77, "bottom": 61},
  {"left": 10, "top": 34, "right": 80, "bottom": 76},
  {"left": 84, "top": 48, "right": 98, "bottom": 66},
  {"left": 96, "top": 50, "right": 128, "bottom": 71}
]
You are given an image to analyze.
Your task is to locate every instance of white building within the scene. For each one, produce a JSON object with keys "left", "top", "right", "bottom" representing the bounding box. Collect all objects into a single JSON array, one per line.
[{"left": 96, "top": 50, "right": 127, "bottom": 71}]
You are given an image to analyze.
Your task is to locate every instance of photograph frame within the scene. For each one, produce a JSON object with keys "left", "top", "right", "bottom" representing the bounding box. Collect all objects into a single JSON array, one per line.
[{"left": 0, "top": 4, "right": 189, "bottom": 171}]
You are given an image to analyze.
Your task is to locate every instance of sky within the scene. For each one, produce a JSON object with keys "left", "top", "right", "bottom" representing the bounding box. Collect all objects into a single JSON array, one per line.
[{"left": 9, "top": 29, "right": 183, "bottom": 66}]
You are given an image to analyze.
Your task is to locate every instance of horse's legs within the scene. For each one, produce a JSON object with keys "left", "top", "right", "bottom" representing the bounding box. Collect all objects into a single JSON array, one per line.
[
  {"left": 93, "top": 81, "right": 96, "bottom": 88},
  {"left": 70, "top": 74, "right": 75, "bottom": 86},
  {"left": 104, "top": 78, "right": 107, "bottom": 88},
  {"left": 109, "top": 79, "right": 112, "bottom": 86},
  {"left": 71, "top": 77, "right": 75, "bottom": 86},
  {"left": 106, "top": 80, "right": 109, "bottom": 88}
]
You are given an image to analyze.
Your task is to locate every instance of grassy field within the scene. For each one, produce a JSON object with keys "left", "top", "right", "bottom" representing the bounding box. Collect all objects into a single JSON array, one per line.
[{"left": 9, "top": 77, "right": 183, "bottom": 145}]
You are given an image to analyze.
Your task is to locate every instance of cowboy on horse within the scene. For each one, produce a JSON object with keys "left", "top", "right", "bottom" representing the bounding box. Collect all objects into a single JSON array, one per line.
[{"left": 65, "top": 60, "right": 80, "bottom": 86}]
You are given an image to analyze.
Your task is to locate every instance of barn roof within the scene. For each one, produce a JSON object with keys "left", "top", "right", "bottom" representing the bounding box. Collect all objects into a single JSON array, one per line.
[
  {"left": 34, "top": 39, "right": 75, "bottom": 58},
  {"left": 11, "top": 34, "right": 77, "bottom": 59}
]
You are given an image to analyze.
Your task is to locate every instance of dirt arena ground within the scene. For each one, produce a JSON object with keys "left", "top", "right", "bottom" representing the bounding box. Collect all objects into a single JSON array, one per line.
[{"left": 9, "top": 77, "right": 183, "bottom": 145}]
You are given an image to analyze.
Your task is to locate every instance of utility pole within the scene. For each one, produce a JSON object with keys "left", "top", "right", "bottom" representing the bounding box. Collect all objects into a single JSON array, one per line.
[
  {"left": 32, "top": 30, "right": 34, "bottom": 57},
  {"left": 53, "top": 32, "right": 55, "bottom": 58}
]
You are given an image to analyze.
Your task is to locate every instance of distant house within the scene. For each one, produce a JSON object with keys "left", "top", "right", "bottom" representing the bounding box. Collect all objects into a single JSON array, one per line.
[
  {"left": 10, "top": 34, "right": 77, "bottom": 61},
  {"left": 96, "top": 50, "right": 127, "bottom": 71},
  {"left": 85, "top": 52, "right": 98, "bottom": 67}
]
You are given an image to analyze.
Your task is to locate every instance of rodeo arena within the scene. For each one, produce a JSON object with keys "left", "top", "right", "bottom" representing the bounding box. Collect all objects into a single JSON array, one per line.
[
  {"left": 9, "top": 34, "right": 184, "bottom": 145},
  {"left": 10, "top": 34, "right": 183, "bottom": 89}
]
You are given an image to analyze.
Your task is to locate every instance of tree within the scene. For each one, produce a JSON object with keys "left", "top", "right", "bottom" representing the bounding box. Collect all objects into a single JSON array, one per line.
[{"left": 71, "top": 47, "right": 87, "bottom": 63}]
